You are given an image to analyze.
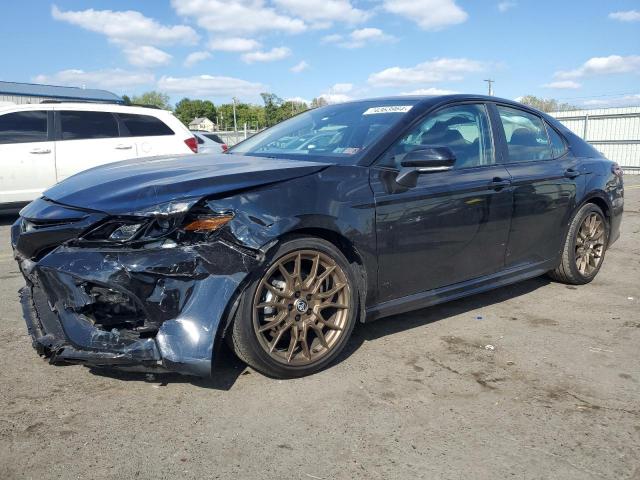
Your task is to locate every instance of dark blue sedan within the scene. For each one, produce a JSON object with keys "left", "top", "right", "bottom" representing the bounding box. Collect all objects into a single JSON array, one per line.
[{"left": 11, "top": 95, "right": 624, "bottom": 379}]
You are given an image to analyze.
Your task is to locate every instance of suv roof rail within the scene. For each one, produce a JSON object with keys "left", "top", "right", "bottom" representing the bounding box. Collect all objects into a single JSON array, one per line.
[{"left": 39, "top": 99, "right": 123, "bottom": 105}]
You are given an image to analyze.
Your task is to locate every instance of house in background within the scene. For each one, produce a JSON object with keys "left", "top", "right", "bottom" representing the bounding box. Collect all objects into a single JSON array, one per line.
[
  {"left": 189, "top": 117, "right": 216, "bottom": 132},
  {"left": 0, "top": 81, "right": 123, "bottom": 105}
]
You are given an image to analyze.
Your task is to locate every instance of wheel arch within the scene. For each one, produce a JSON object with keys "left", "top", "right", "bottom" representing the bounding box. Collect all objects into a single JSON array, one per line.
[{"left": 214, "top": 226, "right": 369, "bottom": 366}]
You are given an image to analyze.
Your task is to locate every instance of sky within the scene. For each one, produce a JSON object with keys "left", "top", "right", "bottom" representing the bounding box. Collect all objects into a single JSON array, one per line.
[{"left": 1, "top": 0, "right": 639, "bottom": 107}]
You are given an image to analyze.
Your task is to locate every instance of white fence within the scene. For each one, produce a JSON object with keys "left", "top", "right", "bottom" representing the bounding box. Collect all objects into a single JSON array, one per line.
[{"left": 550, "top": 107, "right": 640, "bottom": 175}]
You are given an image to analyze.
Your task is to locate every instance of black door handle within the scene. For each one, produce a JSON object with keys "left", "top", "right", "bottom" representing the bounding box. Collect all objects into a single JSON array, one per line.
[
  {"left": 564, "top": 168, "right": 581, "bottom": 179},
  {"left": 490, "top": 177, "right": 511, "bottom": 190}
]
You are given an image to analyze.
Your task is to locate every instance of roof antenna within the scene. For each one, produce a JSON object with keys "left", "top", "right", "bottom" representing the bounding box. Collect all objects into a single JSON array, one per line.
[{"left": 484, "top": 79, "right": 494, "bottom": 96}]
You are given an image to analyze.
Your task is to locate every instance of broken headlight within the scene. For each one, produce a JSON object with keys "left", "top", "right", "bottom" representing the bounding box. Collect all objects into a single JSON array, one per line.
[{"left": 80, "top": 203, "right": 234, "bottom": 246}]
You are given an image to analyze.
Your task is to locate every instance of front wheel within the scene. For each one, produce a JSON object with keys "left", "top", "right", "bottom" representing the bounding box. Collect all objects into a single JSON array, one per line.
[
  {"left": 548, "top": 203, "right": 609, "bottom": 285},
  {"left": 229, "top": 236, "right": 358, "bottom": 378}
]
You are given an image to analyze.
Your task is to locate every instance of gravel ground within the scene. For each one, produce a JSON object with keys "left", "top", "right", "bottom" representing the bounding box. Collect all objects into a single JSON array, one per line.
[{"left": 1, "top": 177, "right": 639, "bottom": 480}]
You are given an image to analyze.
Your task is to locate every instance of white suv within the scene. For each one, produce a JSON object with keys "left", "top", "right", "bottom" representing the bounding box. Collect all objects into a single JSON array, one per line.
[{"left": 0, "top": 102, "right": 196, "bottom": 211}]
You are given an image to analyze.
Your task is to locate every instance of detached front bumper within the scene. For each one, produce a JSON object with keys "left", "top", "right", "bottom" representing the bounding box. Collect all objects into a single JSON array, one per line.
[{"left": 14, "top": 232, "right": 260, "bottom": 377}]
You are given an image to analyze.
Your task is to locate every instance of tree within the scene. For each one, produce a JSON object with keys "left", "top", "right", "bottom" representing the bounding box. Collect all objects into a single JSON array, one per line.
[
  {"left": 275, "top": 100, "right": 308, "bottom": 123},
  {"left": 121, "top": 94, "right": 132, "bottom": 106},
  {"left": 261, "top": 92, "right": 284, "bottom": 127},
  {"left": 311, "top": 97, "right": 328, "bottom": 108},
  {"left": 174, "top": 98, "right": 217, "bottom": 126},
  {"left": 130, "top": 91, "right": 172, "bottom": 110},
  {"left": 518, "top": 95, "right": 578, "bottom": 113}
]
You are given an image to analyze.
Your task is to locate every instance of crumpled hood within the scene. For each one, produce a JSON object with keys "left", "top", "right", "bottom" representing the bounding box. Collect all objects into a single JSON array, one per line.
[{"left": 43, "top": 153, "right": 328, "bottom": 215}]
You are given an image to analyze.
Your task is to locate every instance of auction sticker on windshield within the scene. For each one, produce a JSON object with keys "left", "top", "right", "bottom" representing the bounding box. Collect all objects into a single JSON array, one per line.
[{"left": 363, "top": 105, "right": 413, "bottom": 115}]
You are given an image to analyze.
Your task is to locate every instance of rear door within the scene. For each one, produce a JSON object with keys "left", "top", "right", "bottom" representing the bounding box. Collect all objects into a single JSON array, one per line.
[
  {"left": 117, "top": 113, "right": 184, "bottom": 157},
  {"left": 0, "top": 109, "right": 57, "bottom": 204},
  {"left": 491, "top": 103, "right": 584, "bottom": 267},
  {"left": 54, "top": 110, "right": 137, "bottom": 181}
]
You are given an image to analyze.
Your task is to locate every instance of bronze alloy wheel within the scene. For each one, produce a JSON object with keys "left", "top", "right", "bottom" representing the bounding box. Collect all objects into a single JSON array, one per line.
[
  {"left": 252, "top": 250, "right": 351, "bottom": 366},
  {"left": 575, "top": 212, "right": 606, "bottom": 276}
]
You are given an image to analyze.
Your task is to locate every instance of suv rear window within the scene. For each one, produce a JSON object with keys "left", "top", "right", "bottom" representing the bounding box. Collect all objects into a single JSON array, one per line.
[
  {"left": 119, "top": 114, "right": 174, "bottom": 137},
  {"left": 0, "top": 111, "right": 48, "bottom": 144},
  {"left": 60, "top": 111, "right": 119, "bottom": 140},
  {"left": 203, "top": 133, "right": 223, "bottom": 143}
]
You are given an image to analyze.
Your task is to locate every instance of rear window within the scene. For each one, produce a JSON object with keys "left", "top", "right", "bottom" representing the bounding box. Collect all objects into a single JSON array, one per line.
[
  {"left": 0, "top": 111, "right": 48, "bottom": 144},
  {"left": 119, "top": 113, "right": 174, "bottom": 137},
  {"left": 60, "top": 111, "right": 119, "bottom": 140},
  {"left": 203, "top": 133, "right": 223, "bottom": 143},
  {"left": 546, "top": 123, "right": 568, "bottom": 158}
]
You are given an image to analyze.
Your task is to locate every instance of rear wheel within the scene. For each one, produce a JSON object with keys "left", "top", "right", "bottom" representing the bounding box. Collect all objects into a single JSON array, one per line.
[
  {"left": 548, "top": 203, "right": 609, "bottom": 285},
  {"left": 229, "top": 236, "right": 358, "bottom": 378}
]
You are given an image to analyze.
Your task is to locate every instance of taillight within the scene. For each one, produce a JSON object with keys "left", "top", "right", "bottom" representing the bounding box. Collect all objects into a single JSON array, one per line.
[
  {"left": 611, "top": 163, "right": 623, "bottom": 177},
  {"left": 222, "top": 144, "right": 228, "bottom": 153},
  {"left": 184, "top": 137, "right": 198, "bottom": 153}
]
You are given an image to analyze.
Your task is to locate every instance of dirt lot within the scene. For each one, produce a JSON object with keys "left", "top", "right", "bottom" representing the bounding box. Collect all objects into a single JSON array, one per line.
[{"left": 1, "top": 177, "right": 639, "bottom": 480}]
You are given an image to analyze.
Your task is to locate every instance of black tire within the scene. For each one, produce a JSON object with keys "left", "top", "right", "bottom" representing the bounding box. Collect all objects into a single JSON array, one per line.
[
  {"left": 548, "top": 203, "right": 609, "bottom": 285},
  {"left": 228, "top": 236, "right": 358, "bottom": 378}
]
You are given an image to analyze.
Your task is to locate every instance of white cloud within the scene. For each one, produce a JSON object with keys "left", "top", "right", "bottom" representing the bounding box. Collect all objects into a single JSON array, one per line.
[
  {"left": 291, "top": 60, "right": 310, "bottom": 73},
  {"left": 322, "top": 27, "right": 395, "bottom": 48},
  {"left": 401, "top": 87, "right": 459, "bottom": 95},
  {"left": 51, "top": 5, "right": 198, "bottom": 45},
  {"left": 319, "top": 93, "right": 352, "bottom": 104},
  {"left": 542, "top": 80, "right": 581, "bottom": 89},
  {"left": 368, "top": 58, "right": 486, "bottom": 87},
  {"left": 555, "top": 55, "right": 640, "bottom": 79},
  {"left": 208, "top": 37, "right": 261, "bottom": 52},
  {"left": 497, "top": 1, "right": 516, "bottom": 13},
  {"left": 382, "top": 0, "right": 468, "bottom": 31},
  {"left": 157, "top": 75, "right": 266, "bottom": 98},
  {"left": 171, "top": 0, "right": 306, "bottom": 35},
  {"left": 33, "top": 69, "right": 154, "bottom": 91},
  {"left": 317, "top": 83, "right": 356, "bottom": 104},
  {"left": 184, "top": 51, "right": 212, "bottom": 67},
  {"left": 321, "top": 33, "right": 344, "bottom": 44},
  {"left": 242, "top": 47, "right": 292, "bottom": 63},
  {"left": 123, "top": 46, "right": 172, "bottom": 68},
  {"left": 273, "top": 0, "right": 370, "bottom": 25},
  {"left": 608, "top": 10, "right": 640, "bottom": 22}
]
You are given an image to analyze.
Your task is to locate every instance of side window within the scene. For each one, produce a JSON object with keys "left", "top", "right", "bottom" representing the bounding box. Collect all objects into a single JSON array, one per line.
[
  {"left": 195, "top": 135, "right": 204, "bottom": 145},
  {"left": 379, "top": 104, "right": 494, "bottom": 169},
  {"left": 0, "top": 111, "right": 48, "bottom": 144},
  {"left": 497, "top": 106, "right": 552, "bottom": 162},
  {"left": 119, "top": 114, "right": 174, "bottom": 137},
  {"left": 60, "top": 111, "right": 119, "bottom": 140},
  {"left": 546, "top": 123, "right": 568, "bottom": 158}
]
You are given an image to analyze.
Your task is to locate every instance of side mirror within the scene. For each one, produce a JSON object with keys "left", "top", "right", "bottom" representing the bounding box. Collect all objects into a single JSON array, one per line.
[{"left": 396, "top": 147, "right": 456, "bottom": 188}]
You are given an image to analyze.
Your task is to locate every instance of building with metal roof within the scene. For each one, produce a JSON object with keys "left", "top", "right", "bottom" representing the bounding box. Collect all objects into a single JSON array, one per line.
[{"left": 0, "top": 81, "right": 123, "bottom": 105}]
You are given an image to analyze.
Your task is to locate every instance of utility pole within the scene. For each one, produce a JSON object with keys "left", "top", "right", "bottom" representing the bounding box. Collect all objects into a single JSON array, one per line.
[
  {"left": 484, "top": 79, "right": 494, "bottom": 96},
  {"left": 232, "top": 97, "right": 238, "bottom": 135}
]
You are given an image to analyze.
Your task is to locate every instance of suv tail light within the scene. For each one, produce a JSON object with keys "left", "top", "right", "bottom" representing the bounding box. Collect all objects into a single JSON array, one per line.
[
  {"left": 611, "top": 162, "right": 623, "bottom": 177},
  {"left": 184, "top": 137, "right": 198, "bottom": 153},
  {"left": 222, "top": 144, "right": 228, "bottom": 153}
]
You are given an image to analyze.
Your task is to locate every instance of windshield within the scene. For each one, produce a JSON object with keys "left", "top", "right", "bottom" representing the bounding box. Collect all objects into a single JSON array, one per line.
[{"left": 228, "top": 100, "right": 420, "bottom": 163}]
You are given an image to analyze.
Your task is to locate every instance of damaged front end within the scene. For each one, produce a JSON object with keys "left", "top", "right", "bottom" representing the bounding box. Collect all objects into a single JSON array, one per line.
[{"left": 12, "top": 196, "right": 262, "bottom": 377}]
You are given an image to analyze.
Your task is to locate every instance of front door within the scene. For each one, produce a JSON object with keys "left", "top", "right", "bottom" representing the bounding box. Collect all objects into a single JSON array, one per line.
[{"left": 371, "top": 103, "right": 513, "bottom": 303}]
